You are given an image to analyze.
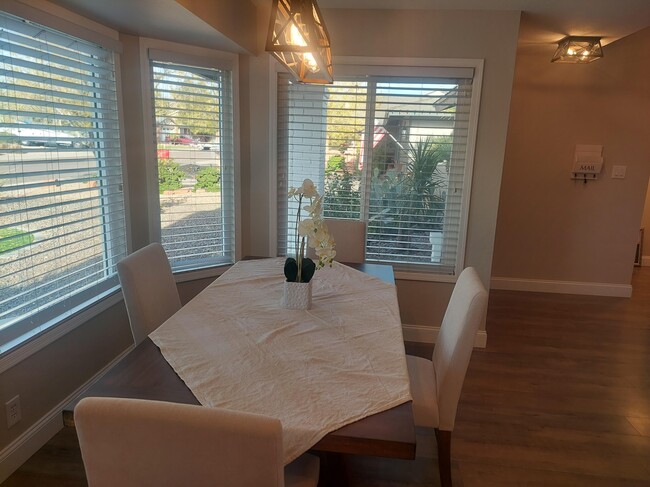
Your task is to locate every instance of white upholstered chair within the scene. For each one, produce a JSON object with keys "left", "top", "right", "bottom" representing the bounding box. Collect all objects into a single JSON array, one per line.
[
  {"left": 308, "top": 218, "right": 366, "bottom": 264},
  {"left": 117, "top": 243, "right": 181, "bottom": 345},
  {"left": 75, "top": 397, "right": 320, "bottom": 487},
  {"left": 406, "top": 267, "right": 487, "bottom": 487}
]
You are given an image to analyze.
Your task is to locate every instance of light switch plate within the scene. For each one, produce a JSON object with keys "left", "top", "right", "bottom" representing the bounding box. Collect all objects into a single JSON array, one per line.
[{"left": 611, "top": 165, "right": 627, "bottom": 179}]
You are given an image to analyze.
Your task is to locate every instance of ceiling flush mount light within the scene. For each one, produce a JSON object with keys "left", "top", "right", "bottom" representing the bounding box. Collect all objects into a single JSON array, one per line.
[
  {"left": 266, "top": 0, "right": 333, "bottom": 84},
  {"left": 551, "top": 36, "right": 603, "bottom": 64}
]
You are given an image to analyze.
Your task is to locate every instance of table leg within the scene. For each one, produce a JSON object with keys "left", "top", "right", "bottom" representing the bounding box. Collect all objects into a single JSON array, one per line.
[{"left": 317, "top": 451, "right": 350, "bottom": 487}]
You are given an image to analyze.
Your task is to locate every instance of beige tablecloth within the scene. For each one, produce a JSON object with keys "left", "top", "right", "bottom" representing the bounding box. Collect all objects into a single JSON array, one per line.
[{"left": 150, "top": 258, "right": 411, "bottom": 463}]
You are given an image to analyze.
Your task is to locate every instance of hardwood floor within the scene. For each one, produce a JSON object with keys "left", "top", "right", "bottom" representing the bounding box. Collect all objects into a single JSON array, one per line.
[{"left": 4, "top": 267, "right": 649, "bottom": 486}]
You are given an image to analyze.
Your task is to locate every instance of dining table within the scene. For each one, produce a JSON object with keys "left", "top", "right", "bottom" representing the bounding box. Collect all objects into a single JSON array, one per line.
[{"left": 62, "top": 258, "right": 416, "bottom": 462}]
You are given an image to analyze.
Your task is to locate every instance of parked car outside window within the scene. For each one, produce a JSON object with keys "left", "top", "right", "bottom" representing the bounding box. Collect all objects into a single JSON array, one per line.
[{"left": 170, "top": 136, "right": 195, "bottom": 145}]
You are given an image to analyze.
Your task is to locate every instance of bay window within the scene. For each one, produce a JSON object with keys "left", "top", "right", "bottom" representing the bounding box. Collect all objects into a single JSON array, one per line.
[
  {"left": 149, "top": 58, "right": 235, "bottom": 271},
  {"left": 277, "top": 63, "right": 480, "bottom": 274},
  {"left": 0, "top": 12, "right": 126, "bottom": 352}
]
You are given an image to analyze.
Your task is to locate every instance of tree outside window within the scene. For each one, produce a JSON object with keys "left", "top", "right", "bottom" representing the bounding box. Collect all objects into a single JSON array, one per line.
[{"left": 279, "top": 73, "right": 475, "bottom": 273}]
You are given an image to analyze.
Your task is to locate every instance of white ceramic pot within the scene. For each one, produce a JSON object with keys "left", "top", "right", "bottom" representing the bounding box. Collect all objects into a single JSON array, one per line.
[{"left": 283, "top": 281, "right": 312, "bottom": 310}]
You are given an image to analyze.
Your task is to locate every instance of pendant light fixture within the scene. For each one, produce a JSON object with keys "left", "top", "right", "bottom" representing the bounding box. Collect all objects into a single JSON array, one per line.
[
  {"left": 551, "top": 36, "right": 603, "bottom": 64},
  {"left": 266, "top": 0, "right": 333, "bottom": 84}
]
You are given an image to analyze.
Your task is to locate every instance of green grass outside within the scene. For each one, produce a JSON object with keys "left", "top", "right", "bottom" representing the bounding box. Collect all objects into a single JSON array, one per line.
[{"left": 0, "top": 228, "right": 35, "bottom": 253}]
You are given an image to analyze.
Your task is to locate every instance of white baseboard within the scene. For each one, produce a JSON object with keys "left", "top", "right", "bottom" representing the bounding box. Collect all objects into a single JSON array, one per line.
[
  {"left": 402, "top": 323, "right": 487, "bottom": 348},
  {"left": 0, "top": 406, "right": 63, "bottom": 483},
  {"left": 642, "top": 256, "right": 650, "bottom": 267},
  {"left": 0, "top": 344, "right": 134, "bottom": 483},
  {"left": 490, "top": 277, "right": 632, "bottom": 298}
]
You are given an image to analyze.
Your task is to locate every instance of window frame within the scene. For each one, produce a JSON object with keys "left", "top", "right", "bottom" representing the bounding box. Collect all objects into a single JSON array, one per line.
[
  {"left": 0, "top": 6, "right": 130, "bottom": 363},
  {"left": 139, "top": 39, "right": 241, "bottom": 279},
  {"left": 272, "top": 56, "right": 484, "bottom": 280}
]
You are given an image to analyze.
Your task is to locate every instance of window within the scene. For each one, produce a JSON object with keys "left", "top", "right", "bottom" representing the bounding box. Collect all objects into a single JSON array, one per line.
[
  {"left": 0, "top": 12, "right": 126, "bottom": 351},
  {"left": 150, "top": 60, "right": 235, "bottom": 271},
  {"left": 277, "top": 65, "right": 479, "bottom": 274}
]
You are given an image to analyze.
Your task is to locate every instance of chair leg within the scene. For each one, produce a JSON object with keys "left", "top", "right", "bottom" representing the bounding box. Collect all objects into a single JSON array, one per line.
[{"left": 434, "top": 428, "right": 452, "bottom": 487}]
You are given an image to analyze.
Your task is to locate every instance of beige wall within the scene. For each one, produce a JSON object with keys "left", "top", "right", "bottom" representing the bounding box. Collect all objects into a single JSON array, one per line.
[
  {"left": 0, "top": 2, "right": 521, "bottom": 470},
  {"left": 310, "top": 9, "right": 521, "bottom": 328},
  {"left": 120, "top": 34, "right": 153, "bottom": 251},
  {"left": 243, "top": 1, "right": 274, "bottom": 258},
  {"left": 0, "top": 302, "right": 132, "bottom": 461},
  {"left": 492, "top": 26, "right": 650, "bottom": 285},
  {"left": 203, "top": 6, "right": 521, "bottom": 330},
  {"left": 174, "top": 0, "right": 258, "bottom": 54}
]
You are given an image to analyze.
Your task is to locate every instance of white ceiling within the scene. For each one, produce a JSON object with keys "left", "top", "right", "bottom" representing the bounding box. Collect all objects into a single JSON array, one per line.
[
  {"left": 49, "top": 0, "right": 247, "bottom": 52},
  {"left": 49, "top": 0, "right": 650, "bottom": 49},
  {"left": 317, "top": 0, "right": 650, "bottom": 45}
]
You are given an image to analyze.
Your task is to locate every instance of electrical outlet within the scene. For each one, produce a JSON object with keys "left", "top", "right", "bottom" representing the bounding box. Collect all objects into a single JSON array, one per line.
[{"left": 6, "top": 395, "right": 21, "bottom": 429}]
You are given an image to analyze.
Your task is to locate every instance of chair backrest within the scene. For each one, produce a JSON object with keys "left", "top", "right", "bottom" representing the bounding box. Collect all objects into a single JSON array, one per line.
[
  {"left": 433, "top": 267, "right": 487, "bottom": 431},
  {"left": 75, "top": 397, "right": 285, "bottom": 487},
  {"left": 308, "top": 218, "right": 366, "bottom": 264},
  {"left": 117, "top": 243, "right": 181, "bottom": 345}
]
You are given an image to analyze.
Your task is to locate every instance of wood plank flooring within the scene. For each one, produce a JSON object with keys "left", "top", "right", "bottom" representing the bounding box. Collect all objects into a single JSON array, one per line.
[{"left": 4, "top": 267, "right": 649, "bottom": 486}]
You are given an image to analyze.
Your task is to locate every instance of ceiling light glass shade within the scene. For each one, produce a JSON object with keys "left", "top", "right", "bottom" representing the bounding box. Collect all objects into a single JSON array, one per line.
[
  {"left": 266, "top": 0, "right": 333, "bottom": 84},
  {"left": 551, "top": 36, "right": 603, "bottom": 64}
]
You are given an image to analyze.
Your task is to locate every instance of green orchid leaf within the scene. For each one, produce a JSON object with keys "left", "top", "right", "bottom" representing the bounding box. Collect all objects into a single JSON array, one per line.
[
  {"left": 301, "top": 258, "right": 316, "bottom": 283},
  {"left": 284, "top": 257, "right": 298, "bottom": 282}
]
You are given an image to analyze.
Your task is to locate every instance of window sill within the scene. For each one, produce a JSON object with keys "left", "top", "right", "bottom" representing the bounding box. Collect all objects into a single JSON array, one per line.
[
  {"left": 173, "top": 263, "right": 233, "bottom": 283},
  {"left": 394, "top": 270, "right": 458, "bottom": 283},
  {"left": 0, "top": 288, "right": 123, "bottom": 374}
]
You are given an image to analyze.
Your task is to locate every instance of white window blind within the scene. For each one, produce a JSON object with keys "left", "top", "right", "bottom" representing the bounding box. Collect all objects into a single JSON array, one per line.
[
  {"left": 0, "top": 12, "right": 126, "bottom": 351},
  {"left": 150, "top": 60, "right": 234, "bottom": 271},
  {"left": 277, "top": 69, "right": 476, "bottom": 274}
]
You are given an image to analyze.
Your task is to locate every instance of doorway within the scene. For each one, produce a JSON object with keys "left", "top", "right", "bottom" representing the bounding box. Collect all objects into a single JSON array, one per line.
[{"left": 641, "top": 180, "right": 650, "bottom": 266}]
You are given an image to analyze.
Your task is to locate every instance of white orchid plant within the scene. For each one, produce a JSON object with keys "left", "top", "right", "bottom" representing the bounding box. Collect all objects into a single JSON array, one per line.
[{"left": 284, "top": 179, "right": 336, "bottom": 283}]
